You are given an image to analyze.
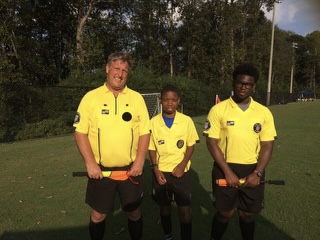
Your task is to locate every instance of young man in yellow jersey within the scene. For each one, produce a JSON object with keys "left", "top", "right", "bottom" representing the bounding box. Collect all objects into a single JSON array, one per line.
[
  {"left": 73, "top": 52, "right": 150, "bottom": 240},
  {"left": 203, "top": 64, "right": 277, "bottom": 240},
  {"left": 149, "top": 84, "right": 199, "bottom": 240}
]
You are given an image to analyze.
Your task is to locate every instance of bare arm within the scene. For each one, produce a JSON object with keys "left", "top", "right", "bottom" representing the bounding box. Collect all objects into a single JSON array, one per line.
[
  {"left": 149, "top": 149, "right": 167, "bottom": 185},
  {"left": 244, "top": 140, "right": 274, "bottom": 187},
  {"left": 74, "top": 131, "right": 103, "bottom": 179},
  {"left": 206, "top": 136, "right": 240, "bottom": 187},
  {"left": 130, "top": 133, "right": 150, "bottom": 176}
]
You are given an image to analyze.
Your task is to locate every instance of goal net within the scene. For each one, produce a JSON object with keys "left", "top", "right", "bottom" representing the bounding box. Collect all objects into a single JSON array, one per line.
[
  {"left": 142, "top": 93, "right": 161, "bottom": 118},
  {"left": 141, "top": 92, "right": 184, "bottom": 119}
]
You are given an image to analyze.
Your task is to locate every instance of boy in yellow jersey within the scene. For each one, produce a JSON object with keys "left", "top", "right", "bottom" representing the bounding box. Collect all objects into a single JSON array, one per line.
[
  {"left": 203, "top": 64, "right": 277, "bottom": 240},
  {"left": 73, "top": 52, "right": 150, "bottom": 240},
  {"left": 149, "top": 84, "right": 199, "bottom": 240}
]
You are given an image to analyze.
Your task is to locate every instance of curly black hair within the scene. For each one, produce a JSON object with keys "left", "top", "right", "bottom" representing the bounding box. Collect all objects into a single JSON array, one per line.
[{"left": 232, "top": 63, "right": 259, "bottom": 82}]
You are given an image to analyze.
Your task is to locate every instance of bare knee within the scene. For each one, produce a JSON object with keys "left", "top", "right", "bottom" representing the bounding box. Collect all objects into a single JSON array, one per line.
[
  {"left": 127, "top": 208, "right": 142, "bottom": 221},
  {"left": 238, "top": 209, "right": 255, "bottom": 222},
  {"left": 216, "top": 209, "right": 235, "bottom": 222},
  {"left": 91, "top": 209, "right": 106, "bottom": 223}
]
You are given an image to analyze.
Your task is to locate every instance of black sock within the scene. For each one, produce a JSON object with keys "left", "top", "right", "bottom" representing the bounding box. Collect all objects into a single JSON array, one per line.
[
  {"left": 161, "top": 214, "right": 172, "bottom": 236},
  {"left": 210, "top": 215, "right": 229, "bottom": 240},
  {"left": 180, "top": 222, "right": 192, "bottom": 240},
  {"left": 239, "top": 218, "right": 255, "bottom": 240},
  {"left": 128, "top": 217, "right": 143, "bottom": 240},
  {"left": 89, "top": 218, "right": 105, "bottom": 240}
]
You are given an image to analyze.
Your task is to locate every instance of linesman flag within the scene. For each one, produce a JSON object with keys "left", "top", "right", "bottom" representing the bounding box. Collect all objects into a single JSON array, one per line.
[{"left": 215, "top": 94, "right": 221, "bottom": 105}]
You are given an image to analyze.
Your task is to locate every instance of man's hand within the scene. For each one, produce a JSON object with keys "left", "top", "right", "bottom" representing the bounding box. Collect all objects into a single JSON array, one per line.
[
  {"left": 225, "top": 171, "right": 241, "bottom": 188},
  {"left": 172, "top": 162, "right": 186, "bottom": 178},
  {"left": 87, "top": 163, "right": 103, "bottom": 179},
  {"left": 129, "top": 159, "right": 144, "bottom": 176},
  {"left": 154, "top": 169, "right": 167, "bottom": 185},
  {"left": 242, "top": 173, "right": 261, "bottom": 188}
]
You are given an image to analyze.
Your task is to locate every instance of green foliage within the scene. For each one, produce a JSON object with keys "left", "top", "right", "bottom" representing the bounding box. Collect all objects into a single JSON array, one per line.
[
  {"left": 14, "top": 115, "right": 74, "bottom": 141},
  {"left": 1, "top": 0, "right": 320, "bottom": 142}
]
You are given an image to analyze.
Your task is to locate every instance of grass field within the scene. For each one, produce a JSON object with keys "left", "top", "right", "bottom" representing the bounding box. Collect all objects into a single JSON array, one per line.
[{"left": 1, "top": 100, "right": 319, "bottom": 240}]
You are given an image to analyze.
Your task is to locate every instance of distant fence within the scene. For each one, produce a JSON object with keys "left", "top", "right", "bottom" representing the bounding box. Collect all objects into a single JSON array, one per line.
[{"left": 0, "top": 84, "right": 298, "bottom": 142}]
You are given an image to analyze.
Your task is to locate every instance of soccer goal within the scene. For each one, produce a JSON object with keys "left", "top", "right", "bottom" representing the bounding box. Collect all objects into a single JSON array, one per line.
[
  {"left": 142, "top": 93, "right": 184, "bottom": 118},
  {"left": 142, "top": 93, "right": 161, "bottom": 118}
]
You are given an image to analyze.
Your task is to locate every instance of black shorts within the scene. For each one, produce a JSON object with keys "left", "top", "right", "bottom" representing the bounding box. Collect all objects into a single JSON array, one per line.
[
  {"left": 212, "top": 163, "right": 265, "bottom": 213},
  {"left": 85, "top": 166, "right": 144, "bottom": 215},
  {"left": 152, "top": 171, "right": 191, "bottom": 207}
]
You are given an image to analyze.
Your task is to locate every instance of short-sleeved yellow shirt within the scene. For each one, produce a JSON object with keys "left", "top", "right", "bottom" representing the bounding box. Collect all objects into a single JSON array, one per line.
[
  {"left": 203, "top": 97, "right": 277, "bottom": 164},
  {"left": 149, "top": 111, "right": 199, "bottom": 172},
  {"left": 73, "top": 84, "right": 150, "bottom": 167}
]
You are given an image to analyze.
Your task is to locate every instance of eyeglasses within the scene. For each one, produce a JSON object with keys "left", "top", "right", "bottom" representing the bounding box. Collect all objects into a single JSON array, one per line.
[{"left": 235, "top": 81, "right": 255, "bottom": 89}]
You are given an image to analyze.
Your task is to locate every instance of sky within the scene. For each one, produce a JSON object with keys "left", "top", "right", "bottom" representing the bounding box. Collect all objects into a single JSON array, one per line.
[{"left": 264, "top": 0, "right": 320, "bottom": 36}]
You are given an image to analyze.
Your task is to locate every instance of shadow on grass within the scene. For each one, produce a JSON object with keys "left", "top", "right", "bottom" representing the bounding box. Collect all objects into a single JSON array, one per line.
[{"left": 1, "top": 167, "right": 294, "bottom": 240}]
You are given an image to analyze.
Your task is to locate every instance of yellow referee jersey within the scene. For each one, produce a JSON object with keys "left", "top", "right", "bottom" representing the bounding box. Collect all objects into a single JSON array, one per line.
[
  {"left": 73, "top": 84, "right": 150, "bottom": 167},
  {"left": 203, "top": 97, "right": 277, "bottom": 164},
  {"left": 149, "top": 111, "right": 199, "bottom": 172}
]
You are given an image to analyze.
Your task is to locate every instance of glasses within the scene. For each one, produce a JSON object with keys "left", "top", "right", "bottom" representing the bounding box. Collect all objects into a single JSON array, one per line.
[{"left": 235, "top": 81, "right": 255, "bottom": 89}]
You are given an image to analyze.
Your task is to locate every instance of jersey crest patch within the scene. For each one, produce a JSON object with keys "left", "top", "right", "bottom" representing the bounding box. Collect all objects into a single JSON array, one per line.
[
  {"left": 253, "top": 123, "right": 262, "bottom": 133},
  {"left": 227, "top": 121, "right": 235, "bottom": 126},
  {"left": 204, "top": 120, "right": 211, "bottom": 130},
  {"left": 158, "top": 140, "right": 165, "bottom": 145},
  {"left": 101, "top": 109, "right": 109, "bottom": 114},
  {"left": 176, "top": 140, "right": 184, "bottom": 149},
  {"left": 74, "top": 112, "right": 80, "bottom": 124}
]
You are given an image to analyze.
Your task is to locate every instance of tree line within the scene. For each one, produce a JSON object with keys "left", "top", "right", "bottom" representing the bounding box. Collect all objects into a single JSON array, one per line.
[{"left": 0, "top": 0, "right": 319, "bottom": 142}]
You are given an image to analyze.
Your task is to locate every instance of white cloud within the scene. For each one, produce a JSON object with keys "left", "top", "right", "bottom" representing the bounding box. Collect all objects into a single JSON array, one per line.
[{"left": 264, "top": 0, "right": 320, "bottom": 36}]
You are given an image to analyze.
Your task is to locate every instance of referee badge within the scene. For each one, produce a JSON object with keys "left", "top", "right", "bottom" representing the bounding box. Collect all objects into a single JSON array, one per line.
[
  {"left": 204, "top": 120, "right": 211, "bottom": 130},
  {"left": 253, "top": 123, "right": 262, "bottom": 133},
  {"left": 176, "top": 140, "right": 184, "bottom": 149},
  {"left": 74, "top": 112, "right": 80, "bottom": 124}
]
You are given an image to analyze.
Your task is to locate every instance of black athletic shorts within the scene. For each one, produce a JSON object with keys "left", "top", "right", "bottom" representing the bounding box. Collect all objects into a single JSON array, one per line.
[
  {"left": 212, "top": 163, "right": 265, "bottom": 213},
  {"left": 85, "top": 165, "right": 144, "bottom": 215},
  {"left": 152, "top": 171, "right": 191, "bottom": 207}
]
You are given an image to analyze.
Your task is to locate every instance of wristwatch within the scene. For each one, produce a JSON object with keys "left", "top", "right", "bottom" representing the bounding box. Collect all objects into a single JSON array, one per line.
[
  {"left": 151, "top": 163, "right": 158, "bottom": 169},
  {"left": 254, "top": 169, "right": 263, "bottom": 178}
]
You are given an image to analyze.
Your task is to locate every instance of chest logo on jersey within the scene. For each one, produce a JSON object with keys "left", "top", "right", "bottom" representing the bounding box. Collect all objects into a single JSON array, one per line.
[
  {"left": 227, "top": 121, "right": 235, "bottom": 126},
  {"left": 253, "top": 123, "right": 262, "bottom": 133},
  {"left": 176, "top": 140, "right": 184, "bottom": 149},
  {"left": 122, "top": 112, "right": 132, "bottom": 122},
  {"left": 101, "top": 109, "right": 109, "bottom": 114},
  {"left": 158, "top": 140, "right": 165, "bottom": 145}
]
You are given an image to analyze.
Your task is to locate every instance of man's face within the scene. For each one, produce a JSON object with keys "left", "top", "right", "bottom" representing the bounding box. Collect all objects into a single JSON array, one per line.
[
  {"left": 160, "top": 91, "right": 180, "bottom": 116},
  {"left": 106, "top": 60, "right": 129, "bottom": 92},
  {"left": 233, "top": 74, "right": 256, "bottom": 101}
]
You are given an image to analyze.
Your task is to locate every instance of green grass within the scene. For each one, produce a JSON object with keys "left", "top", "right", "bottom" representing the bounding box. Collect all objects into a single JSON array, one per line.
[{"left": 1, "top": 100, "right": 319, "bottom": 240}]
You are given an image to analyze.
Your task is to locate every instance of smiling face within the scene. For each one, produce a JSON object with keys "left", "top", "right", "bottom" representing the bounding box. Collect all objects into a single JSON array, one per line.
[
  {"left": 232, "top": 74, "right": 256, "bottom": 104},
  {"left": 105, "top": 59, "right": 129, "bottom": 94},
  {"left": 161, "top": 90, "right": 180, "bottom": 117}
]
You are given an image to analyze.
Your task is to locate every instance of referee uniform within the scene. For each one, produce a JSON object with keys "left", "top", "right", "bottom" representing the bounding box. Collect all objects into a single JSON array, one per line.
[
  {"left": 74, "top": 84, "right": 150, "bottom": 214},
  {"left": 204, "top": 96, "right": 277, "bottom": 212},
  {"left": 149, "top": 111, "right": 199, "bottom": 206}
]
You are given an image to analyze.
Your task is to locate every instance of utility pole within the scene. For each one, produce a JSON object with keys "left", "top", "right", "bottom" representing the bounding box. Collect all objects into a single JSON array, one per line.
[
  {"left": 290, "top": 42, "right": 298, "bottom": 94},
  {"left": 266, "top": 2, "right": 276, "bottom": 106}
]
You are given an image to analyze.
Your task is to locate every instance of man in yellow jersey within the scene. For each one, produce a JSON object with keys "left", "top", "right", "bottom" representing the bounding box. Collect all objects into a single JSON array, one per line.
[
  {"left": 149, "top": 84, "right": 199, "bottom": 240},
  {"left": 203, "top": 64, "right": 277, "bottom": 240},
  {"left": 73, "top": 52, "right": 150, "bottom": 240}
]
